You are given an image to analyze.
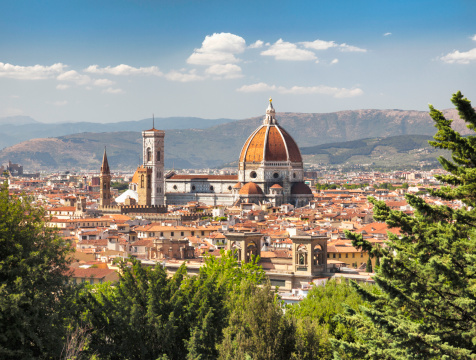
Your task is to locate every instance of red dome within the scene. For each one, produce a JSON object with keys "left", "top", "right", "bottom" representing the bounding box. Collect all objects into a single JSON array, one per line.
[
  {"left": 239, "top": 182, "right": 264, "bottom": 195},
  {"left": 291, "top": 182, "right": 313, "bottom": 195},
  {"left": 239, "top": 124, "right": 303, "bottom": 163}
]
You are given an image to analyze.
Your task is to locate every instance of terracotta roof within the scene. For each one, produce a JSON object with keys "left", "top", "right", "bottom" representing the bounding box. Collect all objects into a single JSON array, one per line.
[
  {"left": 270, "top": 184, "right": 283, "bottom": 189},
  {"left": 239, "top": 124, "right": 303, "bottom": 163},
  {"left": 233, "top": 182, "right": 243, "bottom": 188},
  {"left": 239, "top": 182, "right": 264, "bottom": 196}
]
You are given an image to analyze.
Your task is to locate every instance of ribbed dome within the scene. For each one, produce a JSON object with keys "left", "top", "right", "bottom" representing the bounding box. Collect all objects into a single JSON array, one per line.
[
  {"left": 239, "top": 182, "right": 264, "bottom": 195},
  {"left": 239, "top": 101, "right": 302, "bottom": 163}
]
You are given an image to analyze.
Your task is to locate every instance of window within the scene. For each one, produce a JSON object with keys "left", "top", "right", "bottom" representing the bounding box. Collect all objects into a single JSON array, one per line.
[
  {"left": 361, "top": 253, "right": 363, "bottom": 258},
  {"left": 160, "top": 232, "right": 163, "bottom": 237},
  {"left": 181, "top": 232, "right": 184, "bottom": 236},
  {"left": 273, "top": 172, "right": 279, "bottom": 178},
  {"left": 171, "top": 232, "right": 174, "bottom": 236},
  {"left": 352, "top": 253, "right": 355, "bottom": 258},
  {"left": 201, "top": 231, "right": 205, "bottom": 236},
  {"left": 192, "top": 185, "right": 196, "bottom": 191},
  {"left": 147, "top": 148, "right": 151, "bottom": 162},
  {"left": 210, "top": 186, "right": 214, "bottom": 191},
  {"left": 270, "top": 279, "right": 285, "bottom": 287},
  {"left": 338, "top": 254, "right": 341, "bottom": 258},
  {"left": 327, "top": 253, "right": 330, "bottom": 258},
  {"left": 157, "top": 151, "right": 160, "bottom": 161},
  {"left": 173, "top": 185, "right": 177, "bottom": 190},
  {"left": 191, "top": 231, "right": 195, "bottom": 236},
  {"left": 346, "top": 253, "right": 348, "bottom": 258},
  {"left": 333, "top": 254, "right": 336, "bottom": 258},
  {"left": 141, "top": 175, "right": 144, "bottom": 188},
  {"left": 250, "top": 171, "right": 257, "bottom": 178},
  {"left": 293, "top": 173, "right": 296, "bottom": 178},
  {"left": 228, "top": 186, "right": 232, "bottom": 191}
]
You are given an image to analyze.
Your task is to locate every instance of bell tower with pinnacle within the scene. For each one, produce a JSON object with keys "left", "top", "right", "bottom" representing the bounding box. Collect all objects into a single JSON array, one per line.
[
  {"left": 142, "top": 118, "right": 165, "bottom": 206},
  {"left": 100, "top": 148, "right": 112, "bottom": 207}
]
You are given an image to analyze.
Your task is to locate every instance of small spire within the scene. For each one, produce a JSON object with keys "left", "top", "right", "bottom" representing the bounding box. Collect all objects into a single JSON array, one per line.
[
  {"left": 264, "top": 98, "right": 276, "bottom": 125},
  {"left": 101, "top": 147, "right": 110, "bottom": 174}
]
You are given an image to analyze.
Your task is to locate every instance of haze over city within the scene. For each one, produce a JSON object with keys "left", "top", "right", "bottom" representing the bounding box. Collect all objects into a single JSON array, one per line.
[{"left": 1, "top": 0, "right": 476, "bottom": 123}]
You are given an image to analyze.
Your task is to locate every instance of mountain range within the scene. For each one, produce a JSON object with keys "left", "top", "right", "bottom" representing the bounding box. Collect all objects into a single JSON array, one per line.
[{"left": 0, "top": 108, "right": 471, "bottom": 171}]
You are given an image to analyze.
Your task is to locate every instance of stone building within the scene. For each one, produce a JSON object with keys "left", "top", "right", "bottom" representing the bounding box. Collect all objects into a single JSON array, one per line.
[{"left": 164, "top": 100, "right": 313, "bottom": 207}]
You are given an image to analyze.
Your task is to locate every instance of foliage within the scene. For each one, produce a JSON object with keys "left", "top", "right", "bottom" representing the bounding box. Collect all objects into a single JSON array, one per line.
[
  {"left": 335, "top": 92, "right": 476, "bottom": 359},
  {"left": 0, "top": 181, "right": 73, "bottom": 359},
  {"left": 110, "top": 181, "right": 128, "bottom": 191},
  {"left": 76, "top": 251, "right": 265, "bottom": 360},
  {"left": 287, "top": 279, "right": 369, "bottom": 359},
  {"left": 218, "top": 281, "right": 295, "bottom": 360}
]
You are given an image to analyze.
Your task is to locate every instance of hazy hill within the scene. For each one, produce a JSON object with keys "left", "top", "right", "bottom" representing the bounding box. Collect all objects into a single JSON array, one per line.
[
  {"left": 0, "top": 116, "right": 236, "bottom": 149},
  {"left": 0, "top": 108, "right": 472, "bottom": 170},
  {"left": 300, "top": 134, "right": 448, "bottom": 168}
]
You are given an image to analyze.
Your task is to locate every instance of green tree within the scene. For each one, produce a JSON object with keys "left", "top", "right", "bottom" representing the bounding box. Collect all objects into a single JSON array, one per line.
[
  {"left": 218, "top": 281, "right": 295, "bottom": 360},
  {"left": 287, "top": 279, "right": 369, "bottom": 359},
  {"left": 78, "top": 251, "right": 266, "bottom": 360},
  {"left": 365, "top": 257, "right": 373, "bottom": 273},
  {"left": 335, "top": 92, "right": 476, "bottom": 359},
  {"left": 0, "top": 182, "right": 73, "bottom": 359}
]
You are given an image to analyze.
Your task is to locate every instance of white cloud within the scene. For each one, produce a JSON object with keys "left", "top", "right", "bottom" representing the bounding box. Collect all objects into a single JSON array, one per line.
[
  {"left": 249, "top": 40, "right": 264, "bottom": 49},
  {"left": 56, "top": 84, "right": 70, "bottom": 90},
  {"left": 187, "top": 33, "right": 246, "bottom": 65},
  {"left": 383, "top": 32, "right": 392, "bottom": 36},
  {"left": 339, "top": 43, "right": 367, "bottom": 52},
  {"left": 300, "top": 39, "right": 337, "bottom": 50},
  {"left": 205, "top": 64, "right": 243, "bottom": 79},
  {"left": 57, "top": 70, "right": 91, "bottom": 85},
  {"left": 165, "top": 69, "right": 205, "bottom": 82},
  {"left": 237, "top": 82, "right": 363, "bottom": 98},
  {"left": 331, "top": 59, "right": 339, "bottom": 64},
  {"left": 440, "top": 48, "right": 476, "bottom": 64},
  {"left": 52, "top": 100, "right": 68, "bottom": 106},
  {"left": 93, "top": 78, "right": 115, "bottom": 87},
  {"left": 301, "top": 39, "right": 367, "bottom": 52},
  {"left": 84, "top": 64, "right": 162, "bottom": 76},
  {"left": 102, "top": 87, "right": 124, "bottom": 94},
  {"left": 0, "top": 62, "right": 66, "bottom": 80},
  {"left": 261, "top": 39, "right": 317, "bottom": 61},
  {"left": 472, "top": 34, "right": 476, "bottom": 41}
]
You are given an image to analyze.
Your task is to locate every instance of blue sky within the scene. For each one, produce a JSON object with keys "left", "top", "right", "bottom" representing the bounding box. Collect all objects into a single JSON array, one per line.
[{"left": 1, "top": 0, "right": 476, "bottom": 123}]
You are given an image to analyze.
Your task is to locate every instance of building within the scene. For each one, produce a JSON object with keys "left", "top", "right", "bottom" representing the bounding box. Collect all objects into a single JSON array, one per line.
[{"left": 164, "top": 99, "right": 313, "bottom": 207}]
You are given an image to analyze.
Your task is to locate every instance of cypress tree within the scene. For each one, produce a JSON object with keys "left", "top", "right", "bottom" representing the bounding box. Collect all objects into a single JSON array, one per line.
[{"left": 335, "top": 92, "right": 476, "bottom": 359}]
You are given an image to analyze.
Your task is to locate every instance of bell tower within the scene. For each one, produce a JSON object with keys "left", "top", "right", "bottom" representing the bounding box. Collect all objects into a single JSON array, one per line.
[
  {"left": 100, "top": 148, "right": 112, "bottom": 207},
  {"left": 142, "top": 119, "right": 165, "bottom": 206}
]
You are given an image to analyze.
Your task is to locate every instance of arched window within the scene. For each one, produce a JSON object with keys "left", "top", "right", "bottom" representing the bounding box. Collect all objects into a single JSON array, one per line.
[
  {"left": 147, "top": 148, "right": 151, "bottom": 162},
  {"left": 157, "top": 151, "right": 160, "bottom": 161},
  {"left": 141, "top": 175, "right": 144, "bottom": 188}
]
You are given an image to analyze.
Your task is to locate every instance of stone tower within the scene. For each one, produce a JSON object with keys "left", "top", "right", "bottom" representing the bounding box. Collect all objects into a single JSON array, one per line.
[
  {"left": 142, "top": 124, "right": 165, "bottom": 205},
  {"left": 100, "top": 148, "right": 112, "bottom": 207},
  {"left": 137, "top": 166, "right": 152, "bottom": 206}
]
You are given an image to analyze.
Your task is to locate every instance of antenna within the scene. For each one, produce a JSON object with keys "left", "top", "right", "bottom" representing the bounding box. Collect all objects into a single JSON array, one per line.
[{"left": 152, "top": 113, "right": 155, "bottom": 129}]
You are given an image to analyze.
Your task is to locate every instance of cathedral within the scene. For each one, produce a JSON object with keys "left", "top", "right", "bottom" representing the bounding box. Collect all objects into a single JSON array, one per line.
[{"left": 112, "top": 99, "right": 313, "bottom": 208}]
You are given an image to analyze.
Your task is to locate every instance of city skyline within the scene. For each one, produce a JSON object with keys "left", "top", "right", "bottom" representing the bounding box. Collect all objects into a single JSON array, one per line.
[{"left": 1, "top": 0, "right": 476, "bottom": 123}]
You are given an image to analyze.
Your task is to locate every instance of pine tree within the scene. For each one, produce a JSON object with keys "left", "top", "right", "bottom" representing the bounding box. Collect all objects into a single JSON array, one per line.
[
  {"left": 365, "top": 257, "right": 373, "bottom": 273},
  {"left": 335, "top": 92, "right": 476, "bottom": 359}
]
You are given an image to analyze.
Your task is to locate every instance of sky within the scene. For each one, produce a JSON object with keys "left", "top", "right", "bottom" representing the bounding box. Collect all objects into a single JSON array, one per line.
[{"left": 1, "top": 0, "right": 476, "bottom": 123}]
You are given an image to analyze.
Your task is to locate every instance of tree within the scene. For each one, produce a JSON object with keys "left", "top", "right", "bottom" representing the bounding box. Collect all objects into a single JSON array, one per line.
[
  {"left": 0, "top": 182, "right": 73, "bottom": 358},
  {"left": 218, "top": 281, "right": 295, "bottom": 360},
  {"left": 365, "top": 257, "right": 373, "bottom": 273},
  {"left": 77, "top": 251, "right": 266, "bottom": 360},
  {"left": 335, "top": 92, "right": 476, "bottom": 359}
]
